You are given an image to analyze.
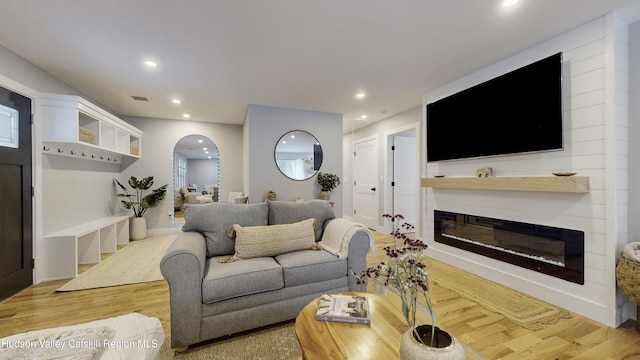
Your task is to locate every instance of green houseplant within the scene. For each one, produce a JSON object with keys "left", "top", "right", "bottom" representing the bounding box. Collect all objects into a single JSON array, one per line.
[
  {"left": 115, "top": 176, "right": 167, "bottom": 240},
  {"left": 317, "top": 172, "right": 340, "bottom": 191},
  {"left": 317, "top": 172, "right": 340, "bottom": 200},
  {"left": 115, "top": 176, "right": 168, "bottom": 217}
]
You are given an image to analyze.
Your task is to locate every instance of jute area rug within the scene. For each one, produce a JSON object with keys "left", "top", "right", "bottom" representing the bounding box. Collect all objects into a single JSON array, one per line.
[
  {"left": 56, "top": 234, "right": 176, "bottom": 291},
  {"left": 160, "top": 321, "right": 302, "bottom": 360},
  {"left": 427, "top": 257, "right": 572, "bottom": 330}
]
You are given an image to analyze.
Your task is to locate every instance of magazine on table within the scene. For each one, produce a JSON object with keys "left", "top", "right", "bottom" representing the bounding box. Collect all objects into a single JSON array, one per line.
[{"left": 315, "top": 294, "right": 370, "bottom": 325}]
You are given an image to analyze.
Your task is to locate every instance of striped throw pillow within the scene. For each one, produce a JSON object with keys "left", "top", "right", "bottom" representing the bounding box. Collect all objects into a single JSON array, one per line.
[{"left": 220, "top": 218, "right": 321, "bottom": 262}]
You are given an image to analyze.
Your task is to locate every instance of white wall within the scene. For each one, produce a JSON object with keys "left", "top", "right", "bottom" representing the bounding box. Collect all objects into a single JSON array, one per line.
[
  {"left": 245, "top": 104, "right": 343, "bottom": 215},
  {"left": 121, "top": 116, "right": 243, "bottom": 230},
  {"left": 423, "top": 14, "right": 631, "bottom": 327},
  {"left": 628, "top": 22, "right": 640, "bottom": 255},
  {"left": 627, "top": 19, "right": 640, "bottom": 323},
  {"left": 0, "top": 46, "right": 80, "bottom": 96},
  {"left": 0, "top": 44, "right": 119, "bottom": 283},
  {"left": 343, "top": 106, "right": 422, "bottom": 228},
  {"left": 187, "top": 158, "right": 219, "bottom": 191},
  {"left": 42, "top": 156, "right": 122, "bottom": 234}
]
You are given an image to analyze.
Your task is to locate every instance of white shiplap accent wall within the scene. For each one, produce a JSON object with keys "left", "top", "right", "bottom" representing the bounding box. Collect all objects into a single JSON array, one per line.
[
  {"left": 608, "top": 14, "right": 632, "bottom": 325},
  {"left": 422, "top": 15, "right": 629, "bottom": 327}
]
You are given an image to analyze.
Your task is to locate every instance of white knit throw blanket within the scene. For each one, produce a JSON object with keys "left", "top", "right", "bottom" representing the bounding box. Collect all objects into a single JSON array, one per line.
[
  {"left": 0, "top": 326, "right": 114, "bottom": 360},
  {"left": 319, "top": 218, "right": 375, "bottom": 259}
]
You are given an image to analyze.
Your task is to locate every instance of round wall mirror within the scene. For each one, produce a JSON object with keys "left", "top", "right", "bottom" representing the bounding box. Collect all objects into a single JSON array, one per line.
[{"left": 274, "top": 130, "right": 323, "bottom": 181}]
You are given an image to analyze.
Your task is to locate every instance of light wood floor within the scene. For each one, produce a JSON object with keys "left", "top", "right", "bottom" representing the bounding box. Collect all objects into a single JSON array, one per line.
[{"left": 1, "top": 233, "right": 640, "bottom": 359}]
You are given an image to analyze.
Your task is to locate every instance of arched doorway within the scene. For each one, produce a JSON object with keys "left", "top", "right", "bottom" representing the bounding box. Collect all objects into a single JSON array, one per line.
[{"left": 173, "top": 134, "right": 220, "bottom": 226}]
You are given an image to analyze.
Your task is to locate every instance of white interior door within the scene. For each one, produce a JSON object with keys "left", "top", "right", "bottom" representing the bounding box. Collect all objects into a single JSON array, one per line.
[
  {"left": 353, "top": 137, "right": 378, "bottom": 229},
  {"left": 393, "top": 134, "right": 416, "bottom": 227}
]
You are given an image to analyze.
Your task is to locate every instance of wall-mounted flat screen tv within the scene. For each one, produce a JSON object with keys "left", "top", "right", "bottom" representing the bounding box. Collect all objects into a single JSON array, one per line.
[{"left": 426, "top": 52, "right": 563, "bottom": 162}]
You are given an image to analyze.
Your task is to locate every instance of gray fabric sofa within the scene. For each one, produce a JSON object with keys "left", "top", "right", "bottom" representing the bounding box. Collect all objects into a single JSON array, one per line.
[{"left": 160, "top": 200, "right": 372, "bottom": 349}]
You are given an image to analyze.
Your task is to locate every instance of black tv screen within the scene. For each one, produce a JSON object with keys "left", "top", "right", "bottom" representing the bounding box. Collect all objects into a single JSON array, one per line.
[{"left": 426, "top": 52, "right": 563, "bottom": 162}]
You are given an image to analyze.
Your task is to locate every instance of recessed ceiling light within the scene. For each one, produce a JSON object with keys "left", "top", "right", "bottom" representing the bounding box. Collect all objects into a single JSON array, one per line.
[
  {"left": 203, "top": 147, "right": 208, "bottom": 151},
  {"left": 182, "top": 113, "right": 190, "bottom": 118},
  {"left": 355, "top": 92, "right": 366, "bottom": 99},
  {"left": 502, "top": 0, "right": 518, "bottom": 7},
  {"left": 208, "top": 156, "right": 212, "bottom": 159},
  {"left": 144, "top": 60, "right": 157, "bottom": 68},
  {"left": 290, "top": 135, "right": 295, "bottom": 139},
  {"left": 172, "top": 99, "right": 181, "bottom": 104},
  {"left": 198, "top": 139, "right": 203, "bottom": 143},
  {"left": 205, "top": 151, "right": 209, "bottom": 154},
  {"left": 360, "top": 115, "right": 368, "bottom": 119}
]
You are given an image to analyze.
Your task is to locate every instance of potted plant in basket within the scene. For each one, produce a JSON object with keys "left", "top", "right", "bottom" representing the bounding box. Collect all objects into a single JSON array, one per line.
[
  {"left": 317, "top": 172, "right": 340, "bottom": 200},
  {"left": 115, "top": 176, "right": 168, "bottom": 240},
  {"left": 354, "top": 214, "right": 466, "bottom": 359}
]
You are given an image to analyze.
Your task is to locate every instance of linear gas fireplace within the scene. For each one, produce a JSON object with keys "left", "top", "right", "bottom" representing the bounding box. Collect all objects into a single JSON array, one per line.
[{"left": 434, "top": 210, "right": 584, "bottom": 284}]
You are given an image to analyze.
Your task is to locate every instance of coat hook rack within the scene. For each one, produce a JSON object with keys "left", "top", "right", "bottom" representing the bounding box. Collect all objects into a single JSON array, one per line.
[{"left": 42, "top": 142, "right": 124, "bottom": 164}]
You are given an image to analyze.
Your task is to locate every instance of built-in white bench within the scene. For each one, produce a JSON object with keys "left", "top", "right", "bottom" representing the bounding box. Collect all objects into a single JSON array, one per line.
[{"left": 40, "top": 215, "right": 131, "bottom": 280}]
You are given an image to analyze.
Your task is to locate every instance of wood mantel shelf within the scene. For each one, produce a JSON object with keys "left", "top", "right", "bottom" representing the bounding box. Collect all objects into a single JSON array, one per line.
[{"left": 421, "top": 176, "right": 589, "bottom": 193}]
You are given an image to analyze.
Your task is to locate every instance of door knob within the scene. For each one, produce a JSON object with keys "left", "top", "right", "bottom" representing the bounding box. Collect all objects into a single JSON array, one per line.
[{"left": 371, "top": 187, "right": 376, "bottom": 191}]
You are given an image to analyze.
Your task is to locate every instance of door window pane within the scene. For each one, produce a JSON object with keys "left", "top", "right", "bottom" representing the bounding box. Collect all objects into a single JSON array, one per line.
[{"left": 0, "top": 104, "right": 19, "bottom": 149}]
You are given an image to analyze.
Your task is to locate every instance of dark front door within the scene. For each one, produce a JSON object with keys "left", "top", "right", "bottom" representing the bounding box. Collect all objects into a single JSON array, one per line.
[{"left": 0, "top": 86, "right": 32, "bottom": 301}]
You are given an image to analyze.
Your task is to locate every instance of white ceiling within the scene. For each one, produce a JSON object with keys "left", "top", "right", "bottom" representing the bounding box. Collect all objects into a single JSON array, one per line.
[
  {"left": 1, "top": 1, "right": 639, "bottom": 133},
  {"left": 174, "top": 134, "right": 218, "bottom": 160}
]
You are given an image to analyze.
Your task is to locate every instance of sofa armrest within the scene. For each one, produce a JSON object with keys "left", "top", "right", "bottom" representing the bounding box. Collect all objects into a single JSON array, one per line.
[
  {"left": 160, "top": 231, "right": 207, "bottom": 348},
  {"left": 347, "top": 229, "right": 372, "bottom": 292}
]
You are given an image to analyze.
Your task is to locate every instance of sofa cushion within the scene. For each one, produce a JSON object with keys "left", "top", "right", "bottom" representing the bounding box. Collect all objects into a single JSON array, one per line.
[
  {"left": 267, "top": 200, "right": 335, "bottom": 241},
  {"left": 231, "top": 218, "right": 318, "bottom": 260},
  {"left": 202, "top": 256, "right": 284, "bottom": 304},
  {"left": 182, "top": 202, "right": 268, "bottom": 257},
  {"left": 275, "top": 250, "right": 347, "bottom": 287}
]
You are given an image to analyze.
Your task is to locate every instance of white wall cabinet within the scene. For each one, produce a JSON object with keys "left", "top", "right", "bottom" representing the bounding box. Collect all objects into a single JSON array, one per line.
[{"left": 40, "top": 93, "right": 142, "bottom": 163}]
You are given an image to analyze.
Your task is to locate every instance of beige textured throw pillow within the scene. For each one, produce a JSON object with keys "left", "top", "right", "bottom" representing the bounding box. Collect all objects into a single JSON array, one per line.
[{"left": 220, "top": 218, "right": 321, "bottom": 262}]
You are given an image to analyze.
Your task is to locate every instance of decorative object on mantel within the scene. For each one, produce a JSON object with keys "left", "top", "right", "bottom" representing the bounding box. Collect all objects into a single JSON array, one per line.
[
  {"left": 267, "top": 190, "right": 277, "bottom": 201},
  {"left": 317, "top": 172, "right": 340, "bottom": 200},
  {"left": 552, "top": 172, "right": 577, "bottom": 176},
  {"left": 354, "top": 214, "right": 466, "bottom": 359},
  {"left": 475, "top": 167, "right": 493, "bottom": 178},
  {"left": 115, "top": 176, "right": 168, "bottom": 240}
]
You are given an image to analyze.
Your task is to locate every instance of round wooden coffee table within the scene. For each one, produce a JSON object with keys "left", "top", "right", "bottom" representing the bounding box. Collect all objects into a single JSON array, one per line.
[{"left": 295, "top": 291, "right": 419, "bottom": 359}]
